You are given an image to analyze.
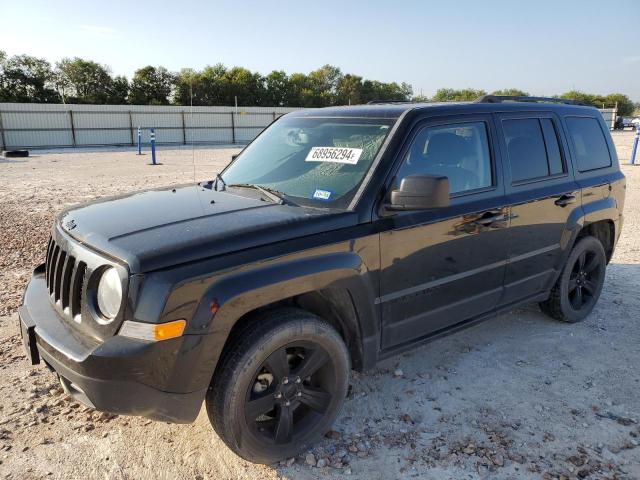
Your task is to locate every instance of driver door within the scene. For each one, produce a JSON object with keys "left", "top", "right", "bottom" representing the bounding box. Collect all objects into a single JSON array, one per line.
[{"left": 378, "top": 115, "right": 510, "bottom": 349}]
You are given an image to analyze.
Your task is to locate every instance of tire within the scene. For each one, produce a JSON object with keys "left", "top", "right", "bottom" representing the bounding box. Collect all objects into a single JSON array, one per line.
[
  {"left": 539, "top": 236, "right": 607, "bottom": 323},
  {"left": 2, "top": 149, "right": 29, "bottom": 158},
  {"left": 206, "top": 308, "right": 350, "bottom": 464}
]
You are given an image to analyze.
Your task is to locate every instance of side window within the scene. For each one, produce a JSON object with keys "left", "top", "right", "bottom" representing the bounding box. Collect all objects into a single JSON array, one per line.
[
  {"left": 502, "top": 117, "right": 566, "bottom": 183},
  {"left": 565, "top": 117, "right": 612, "bottom": 171},
  {"left": 396, "top": 122, "right": 492, "bottom": 194}
]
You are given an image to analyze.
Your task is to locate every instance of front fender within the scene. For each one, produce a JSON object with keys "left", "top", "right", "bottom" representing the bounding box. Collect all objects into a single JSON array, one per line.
[
  {"left": 200, "top": 251, "right": 376, "bottom": 334},
  {"left": 179, "top": 246, "right": 380, "bottom": 374}
]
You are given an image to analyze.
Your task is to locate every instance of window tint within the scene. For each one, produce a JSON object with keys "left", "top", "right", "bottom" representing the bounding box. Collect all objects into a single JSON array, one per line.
[
  {"left": 502, "top": 119, "right": 549, "bottom": 182},
  {"left": 396, "top": 122, "right": 492, "bottom": 194},
  {"left": 540, "top": 118, "right": 564, "bottom": 175},
  {"left": 565, "top": 117, "right": 612, "bottom": 171}
]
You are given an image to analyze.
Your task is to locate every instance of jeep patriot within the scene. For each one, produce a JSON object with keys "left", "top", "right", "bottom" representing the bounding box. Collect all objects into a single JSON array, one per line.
[{"left": 19, "top": 96, "right": 625, "bottom": 462}]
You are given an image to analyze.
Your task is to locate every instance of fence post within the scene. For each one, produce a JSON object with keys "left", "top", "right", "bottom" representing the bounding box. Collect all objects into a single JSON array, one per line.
[
  {"left": 137, "top": 126, "right": 142, "bottom": 155},
  {"left": 0, "top": 110, "right": 6, "bottom": 151},
  {"left": 150, "top": 128, "right": 157, "bottom": 165},
  {"left": 230, "top": 111, "right": 236, "bottom": 144},
  {"left": 128, "top": 111, "right": 134, "bottom": 145},
  {"left": 69, "top": 110, "right": 77, "bottom": 147},
  {"left": 181, "top": 111, "right": 187, "bottom": 145},
  {"left": 630, "top": 126, "right": 640, "bottom": 165}
]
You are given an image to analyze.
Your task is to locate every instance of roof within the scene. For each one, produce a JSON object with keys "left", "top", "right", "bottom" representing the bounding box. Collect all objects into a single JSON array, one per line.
[{"left": 287, "top": 98, "right": 596, "bottom": 120}]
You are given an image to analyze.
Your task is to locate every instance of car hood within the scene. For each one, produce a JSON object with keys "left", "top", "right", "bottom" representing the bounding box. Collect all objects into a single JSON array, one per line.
[{"left": 57, "top": 184, "right": 356, "bottom": 273}]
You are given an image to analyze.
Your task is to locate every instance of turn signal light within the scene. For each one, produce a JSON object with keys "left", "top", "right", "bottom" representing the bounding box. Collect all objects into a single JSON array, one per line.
[{"left": 119, "top": 319, "right": 186, "bottom": 342}]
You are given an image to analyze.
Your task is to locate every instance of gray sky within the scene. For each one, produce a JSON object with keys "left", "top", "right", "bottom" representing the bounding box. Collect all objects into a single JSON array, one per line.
[{"left": 2, "top": 0, "right": 639, "bottom": 100}]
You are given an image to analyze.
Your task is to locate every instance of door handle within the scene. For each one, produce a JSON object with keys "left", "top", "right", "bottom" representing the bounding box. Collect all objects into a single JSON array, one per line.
[
  {"left": 473, "top": 211, "right": 505, "bottom": 226},
  {"left": 554, "top": 194, "right": 576, "bottom": 207}
]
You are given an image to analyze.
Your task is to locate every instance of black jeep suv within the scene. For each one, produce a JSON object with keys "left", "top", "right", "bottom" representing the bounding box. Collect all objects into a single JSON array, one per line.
[{"left": 19, "top": 96, "right": 625, "bottom": 463}]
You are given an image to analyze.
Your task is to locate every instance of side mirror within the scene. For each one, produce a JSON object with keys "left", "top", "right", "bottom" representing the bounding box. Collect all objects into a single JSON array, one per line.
[
  {"left": 231, "top": 154, "right": 239, "bottom": 161},
  {"left": 388, "top": 174, "right": 449, "bottom": 211}
]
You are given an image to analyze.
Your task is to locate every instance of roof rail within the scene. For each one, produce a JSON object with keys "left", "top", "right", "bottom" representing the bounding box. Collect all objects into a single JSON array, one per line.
[
  {"left": 475, "top": 95, "right": 587, "bottom": 106},
  {"left": 366, "top": 100, "right": 415, "bottom": 105}
]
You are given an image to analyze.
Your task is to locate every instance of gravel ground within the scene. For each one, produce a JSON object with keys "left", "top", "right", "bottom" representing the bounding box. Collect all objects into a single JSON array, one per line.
[{"left": 1, "top": 133, "right": 639, "bottom": 479}]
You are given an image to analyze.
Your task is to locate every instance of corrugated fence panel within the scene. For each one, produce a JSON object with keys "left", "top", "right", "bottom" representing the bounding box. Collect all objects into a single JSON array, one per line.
[
  {"left": 0, "top": 103, "right": 301, "bottom": 149},
  {"left": 6, "top": 130, "right": 74, "bottom": 148},
  {"left": 76, "top": 129, "right": 132, "bottom": 146},
  {"left": 4, "top": 110, "right": 70, "bottom": 129}
]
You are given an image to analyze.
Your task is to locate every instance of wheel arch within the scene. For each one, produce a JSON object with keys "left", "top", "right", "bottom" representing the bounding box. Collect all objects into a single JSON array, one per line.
[{"left": 195, "top": 251, "right": 379, "bottom": 383}]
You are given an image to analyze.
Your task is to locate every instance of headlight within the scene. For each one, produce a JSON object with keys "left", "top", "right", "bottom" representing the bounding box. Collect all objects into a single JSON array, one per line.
[{"left": 96, "top": 267, "right": 122, "bottom": 321}]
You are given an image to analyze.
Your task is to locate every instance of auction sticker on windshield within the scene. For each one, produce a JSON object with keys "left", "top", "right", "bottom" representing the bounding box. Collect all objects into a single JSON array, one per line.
[{"left": 305, "top": 147, "right": 363, "bottom": 165}]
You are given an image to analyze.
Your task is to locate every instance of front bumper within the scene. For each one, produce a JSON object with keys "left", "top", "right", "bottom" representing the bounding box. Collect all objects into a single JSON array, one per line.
[{"left": 18, "top": 267, "right": 208, "bottom": 423}]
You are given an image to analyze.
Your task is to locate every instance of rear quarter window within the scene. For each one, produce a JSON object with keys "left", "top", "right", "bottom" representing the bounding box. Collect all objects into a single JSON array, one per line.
[{"left": 565, "top": 117, "right": 612, "bottom": 172}]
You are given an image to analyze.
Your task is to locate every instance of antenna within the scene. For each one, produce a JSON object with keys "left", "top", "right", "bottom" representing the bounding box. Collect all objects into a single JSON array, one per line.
[{"left": 190, "top": 78, "right": 195, "bottom": 184}]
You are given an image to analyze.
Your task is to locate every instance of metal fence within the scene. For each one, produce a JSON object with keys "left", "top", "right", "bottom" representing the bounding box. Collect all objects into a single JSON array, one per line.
[
  {"left": 0, "top": 103, "right": 621, "bottom": 151},
  {"left": 0, "top": 103, "right": 302, "bottom": 150}
]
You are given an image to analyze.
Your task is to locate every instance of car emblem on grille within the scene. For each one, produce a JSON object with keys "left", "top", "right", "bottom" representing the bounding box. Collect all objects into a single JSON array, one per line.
[{"left": 65, "top": 219, "right": 77, "bottom": 230}]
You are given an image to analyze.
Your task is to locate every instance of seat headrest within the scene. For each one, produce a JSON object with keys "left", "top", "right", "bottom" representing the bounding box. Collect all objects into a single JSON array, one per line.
[{"left": 426, "top": 133, "right": 468, "bottom": 166}]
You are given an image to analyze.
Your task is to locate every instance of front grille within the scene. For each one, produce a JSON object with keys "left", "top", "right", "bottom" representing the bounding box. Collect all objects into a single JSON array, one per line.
[{"left": 45, "top": 236, "right": 87, "bottom": 321}]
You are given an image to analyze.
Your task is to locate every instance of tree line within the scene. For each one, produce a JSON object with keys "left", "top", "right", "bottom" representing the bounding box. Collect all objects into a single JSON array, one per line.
[{"left": 0, "top": 50, "right": 636, "bottom": 115}]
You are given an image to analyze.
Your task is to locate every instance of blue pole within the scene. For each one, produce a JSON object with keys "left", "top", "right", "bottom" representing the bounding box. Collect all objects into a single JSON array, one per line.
[
  {"left": 137, "top": 126, "right": 141, "bottom": 155},
  {"left": 150, "top": 128, "right": 156, "bottom": 165},
  {"left": 630, "top": 126, "right": 640, "bottom": 165}
]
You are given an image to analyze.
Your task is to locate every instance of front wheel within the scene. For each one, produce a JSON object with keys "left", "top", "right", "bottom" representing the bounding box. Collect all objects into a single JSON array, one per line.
[
  {"left": 206, "top": 309, "right": 350, "bottom": 463},
  {"left": 539, "top": 236, "right": 607, "bottom": 323}
]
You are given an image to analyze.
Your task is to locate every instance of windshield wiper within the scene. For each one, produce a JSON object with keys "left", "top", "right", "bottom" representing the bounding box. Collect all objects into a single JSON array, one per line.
[{"left": 227, "top": 183, "right": 288, "bottom": 205}]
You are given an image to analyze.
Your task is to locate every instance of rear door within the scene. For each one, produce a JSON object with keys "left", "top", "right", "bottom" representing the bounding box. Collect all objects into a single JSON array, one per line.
[{"left": 495, "top": 111, "right": 581, "bottom": 306}]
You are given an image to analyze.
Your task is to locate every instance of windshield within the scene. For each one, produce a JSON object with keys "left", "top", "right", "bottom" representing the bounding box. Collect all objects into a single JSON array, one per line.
[{"left": 221, "top": 116, "right": 395, "bottom": 208}]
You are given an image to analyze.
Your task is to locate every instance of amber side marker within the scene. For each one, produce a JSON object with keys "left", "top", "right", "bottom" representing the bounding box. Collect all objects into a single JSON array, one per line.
[{"left": 154, "top": 319, "right": 187, "bottom": 341}]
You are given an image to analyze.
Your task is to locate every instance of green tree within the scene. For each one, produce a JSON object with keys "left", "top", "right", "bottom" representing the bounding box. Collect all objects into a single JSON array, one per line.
[
  {"left": 0, "top": 53, "right": 60, "bottom": 102},
  {"left": 361, "top": 80, "right": 412, "bottom": 103},
  {"left": 223, "top": 66, "right": 265, "bottom": 105},
  {"left": 175, "top": 64, "right": 241, "bottom": 106},
  {"left": 110, "top": 75, "right": 129, "bottom": 104},
  {"left": 264, "top": 70, "right": 292, "bottom": 106},
  {"left": 306, "top": 64, "right": 343, "bottom": 106},
  {"left": 491, "top": 88, "right": 529, "bottom": 97},
  {"left": 336, "top": 74, "right": 363, "bottom": 105},
  {"left": 129, "top": 66, "right": 173, "bottom": 105},
  {"left": 603, "top": 93, "right": 635, "bottom": 116},
  {"left": 432, "top": 88, "right": 487, "bottom": 102},
  {"left": 558, "top": 90, "right": 604, "bottom": 108},
  {"left": 56, "top": 57, "right": 120, "bottom": 103}
]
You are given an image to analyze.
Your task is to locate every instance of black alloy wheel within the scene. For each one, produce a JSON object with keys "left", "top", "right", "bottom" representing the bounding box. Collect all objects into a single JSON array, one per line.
[
  {"left": 567, "top": 249, "right": 603, "bottom": 311},
  {"left": 540, "top": 236, "right": 607, "bottom": 323},
  {"left": 244, "top": 342, "right": 335, "bottom": 445},
  {"left": 206, "top": 309, "right": 350, "bottom": 463}
]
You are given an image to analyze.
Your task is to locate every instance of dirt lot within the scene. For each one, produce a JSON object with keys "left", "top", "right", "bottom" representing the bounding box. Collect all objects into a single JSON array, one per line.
[{"left": 1, "top": 133, "right": 639, "bottom": 479}]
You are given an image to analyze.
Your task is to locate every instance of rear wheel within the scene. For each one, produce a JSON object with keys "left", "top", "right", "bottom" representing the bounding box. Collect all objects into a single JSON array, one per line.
[
  {"left": 539, "top": 236, "right": 606, "bottom": 323},
  {"left": 206, "top": 309, "right": 349, "bottom": 463}
]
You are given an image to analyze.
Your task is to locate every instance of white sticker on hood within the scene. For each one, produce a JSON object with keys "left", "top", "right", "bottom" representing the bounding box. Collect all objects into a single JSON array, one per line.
[{"left": 305, "top": 147, "right": 363, "bottom": 165}]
